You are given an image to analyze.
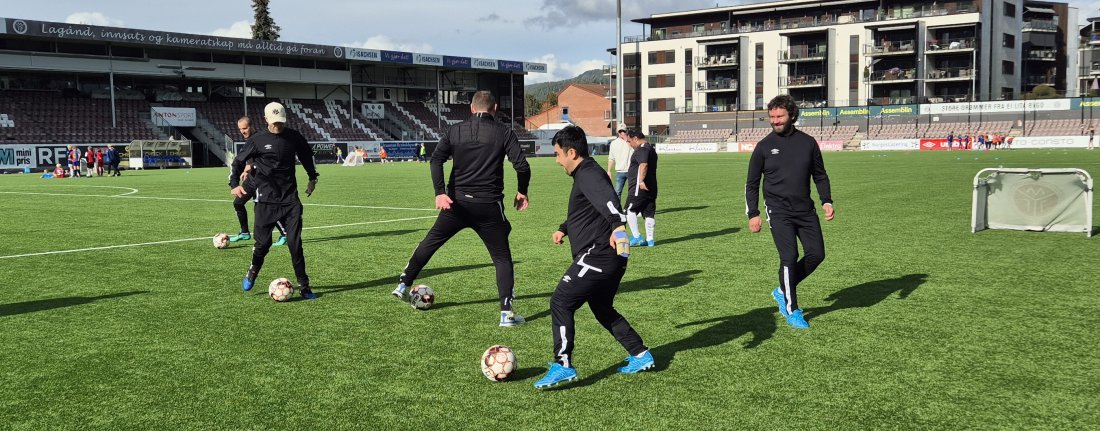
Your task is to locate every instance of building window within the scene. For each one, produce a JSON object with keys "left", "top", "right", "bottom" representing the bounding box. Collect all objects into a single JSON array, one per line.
[
  {"left": 647, "top": 50, "right": 675, "bottom": 65},
  {"left": 1002, "top": 60, "right": 1014, "bottom": 75},
  {"left": 1003, "top": 34, "right": 1015, "bottom": 48},
  {"left": 648, "top": 98, "right": 675, "bottom": 112},
  {"left": 1004, "top": 2, "right": 1015, "bottom": 18},
  {"left": 647, "top": 74, "right": 675, "bottom": 88}
]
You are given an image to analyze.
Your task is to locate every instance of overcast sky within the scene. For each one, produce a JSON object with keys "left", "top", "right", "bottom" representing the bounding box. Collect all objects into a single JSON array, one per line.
[{"left": 6, "top": 1, "right": 1100, "bottom": 84}]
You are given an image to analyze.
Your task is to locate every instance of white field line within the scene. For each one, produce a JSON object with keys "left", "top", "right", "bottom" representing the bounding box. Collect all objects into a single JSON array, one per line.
[
  {"left": 0, "top": 216, "right": 436, "bottom": 260},
  {"left": 0, "top": 189, "right": 436, "bottom": 211}
]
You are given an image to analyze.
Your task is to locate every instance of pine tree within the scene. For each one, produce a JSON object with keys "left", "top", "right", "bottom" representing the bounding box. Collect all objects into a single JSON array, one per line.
[{"left": 251, "top": 0, "right": 281, "bottom": 41}]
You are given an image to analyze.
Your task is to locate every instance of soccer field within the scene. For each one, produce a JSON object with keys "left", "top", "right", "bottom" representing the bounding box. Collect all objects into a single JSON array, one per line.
[{"left": 1, "top": 150, "right": 1097, "bottom": 429}]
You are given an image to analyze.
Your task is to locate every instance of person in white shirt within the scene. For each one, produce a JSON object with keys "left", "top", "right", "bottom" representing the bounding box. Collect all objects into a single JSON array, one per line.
[{"left": 606, "top": 126, "right": 634, "bottom": 202}]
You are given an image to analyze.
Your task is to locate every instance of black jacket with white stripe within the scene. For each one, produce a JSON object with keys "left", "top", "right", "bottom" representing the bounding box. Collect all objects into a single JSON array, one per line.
[{"left": 559, "top": 158, "right": 627, "bottom": 258}]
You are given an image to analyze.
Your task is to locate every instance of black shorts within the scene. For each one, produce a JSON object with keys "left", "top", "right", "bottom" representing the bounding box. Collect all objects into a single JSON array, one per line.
[{"left": 627, "top": 194, "right": 656, "bottom": 218}]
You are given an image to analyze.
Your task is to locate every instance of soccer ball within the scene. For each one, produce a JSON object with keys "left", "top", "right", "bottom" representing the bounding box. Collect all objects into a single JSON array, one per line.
[
  {"left": 409, "top": 285, "right": 435, "bottom": 310},
  {"left": 480, "top": 345, "right": 517, "bottom": 381},
  {"left": 213, "top": 233, "right": 230, "bottom": 249},
  {"left": 268, "top": 278, "right": 294, "bottom": 302}
]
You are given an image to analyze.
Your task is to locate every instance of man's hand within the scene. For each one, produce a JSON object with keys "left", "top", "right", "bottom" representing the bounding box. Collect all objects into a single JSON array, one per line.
[
  {"left": 231, "top": 186, "right": 247, "bottom": 198},
  {"left": 435, "top": 194, "right": 453, "bottom": 211},
  {"left": 610, "top": 226, "right": 630, "bottom": 257},
  {"left": 514, "top": 192, "right": 529, "bottom": 211},
  {"left": 552, "top": 230, "right": 565, "bottom": 245},
  {"left": 639, "top": 182, "right": 649, "bottom": 192},
  {"left": 823, "top": 203, "right": 835, "bottom": 221},
  {"left": 749, "top": 216, "right": 763, "bottom": 233},
  {"left": 305, "top": 179, "right": 317, "bottom": 197},
  {"left": 239, "top": 164, "right": 252, "bottom": 183}
]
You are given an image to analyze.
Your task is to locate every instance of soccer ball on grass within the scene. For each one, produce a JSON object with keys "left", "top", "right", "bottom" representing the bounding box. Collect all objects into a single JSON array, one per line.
[
  {"left": 268, "top": 278, "right": 294, "bottom": 302},
  {"left": 212, "top": 233, "right": 230, "bottom": 249},
  {"left": 480, "top": 345, "right": 516, "bottom": 381},
  {"left": 410, "top": 285, "right": 435, "bottom": 310}
]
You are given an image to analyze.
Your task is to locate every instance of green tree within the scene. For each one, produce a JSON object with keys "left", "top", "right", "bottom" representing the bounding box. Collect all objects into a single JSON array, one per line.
[
  {"left": 251, "top": 0, "right": 281, "bottom": 41},
  {"left": 524, "top": 94, "right": 540, "bottom": 117},
  {"left": 1027, "top": 84, "right": 1057, "bottom": 99}
]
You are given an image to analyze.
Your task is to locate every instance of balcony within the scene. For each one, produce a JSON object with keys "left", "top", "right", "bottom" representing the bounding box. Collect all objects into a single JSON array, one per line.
[
  {"left": 926, "top": 37, "right": 975, "bottom": 53},
  {"left": 780, "top": 74, "right": 825, "bottom": 88},
  {"left": 1026, "top": 75, "right": 1056, "bottom": 86},
  {"left": 1025, "top": 49, "right": 1057, "bottom": 61},
  {"left": 695, "top": 55, "right": 738, "bottom": 68},
  {"left": 696, "top": 79, "right": 739, "bottom": 92},
  {"left": 864, "top": 40, "right": 916, "bottom": 56},
  {"left": 779, "top": 46, "right": 827, "bottom": 63},
  {"left": 1022, "top": 20, "right": 1058, "bottom": 32},
  {"left": 868, "top": 68, "right": 918, "bottom": 83},
  {"left": 926, "top": 67, "right": 975, "bottom": 81}
]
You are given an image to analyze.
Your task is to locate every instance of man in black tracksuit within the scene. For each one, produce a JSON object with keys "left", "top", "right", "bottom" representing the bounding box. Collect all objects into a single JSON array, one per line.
[
  {"left": 229, "top": 116, "right": 287, "bottom": 245},
  {"left": 625, "top": 129, "right": 658, "bottom": 246},
  {"left": 391, "top": 91, "right": 531, "bottom": 326},
  {"left": 746, "top": 94, "right": 835, "bottom": 329},
  {"left": 533, "top": 125, "right": 652, "bottom": 390},
  {"left": 230, "top": 102, "right": 319, "bottom": 299}
]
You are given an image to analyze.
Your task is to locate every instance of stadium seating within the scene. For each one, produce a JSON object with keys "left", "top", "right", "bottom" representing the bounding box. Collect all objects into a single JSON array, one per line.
[
  {"left": 0, "top": 90, "right": 157, "bottom": 144},
  {"left": 668, "top": 128, "right": 734, "bottom": 144}
]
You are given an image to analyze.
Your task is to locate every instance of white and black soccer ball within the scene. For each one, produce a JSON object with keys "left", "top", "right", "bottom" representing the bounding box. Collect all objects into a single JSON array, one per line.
[
  {"left": 212, "top": 233, "right": 230, "bottom": 249},
  {"left": 480, "top": 345, "right": 516, "bottom": 381},
  {"left": 410, "top": 285, "right": 435, "bottom": 310},
  {"left": 268, "top": 278, "right": 294, "bottom": 302}
]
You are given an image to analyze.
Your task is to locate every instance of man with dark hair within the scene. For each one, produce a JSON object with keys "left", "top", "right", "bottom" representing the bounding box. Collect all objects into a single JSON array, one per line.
[
  {"left": 625, "top": 129, "right": 658, "bottom": 247},
  {"left": 106, "top": 145, "right": 121, "bottom": 176},
  {"left": 746, "top": 94, "right": 834, "bottom": 329},
  {"left": 534, "top": 125, "right": 652, "bottom": 389},
  {"left": 231, "top": 102, "right": 319, "bottom": 299},
  {"left": 229, "top": 116, "right": 288, "bottom": 246},
  {"left": 391, "top": 90, "right": 532, "bottom": 326}
]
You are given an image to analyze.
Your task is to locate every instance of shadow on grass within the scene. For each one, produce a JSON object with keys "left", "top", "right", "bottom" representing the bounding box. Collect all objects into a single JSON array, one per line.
[
  {"left": 506, "top": 367, "right": 544, "bottom": 382},
  {"left": 656, "top": 205, "right": 709, "bottom": 215},
  {"left": 320, "top": 263, "right": 496, "bottom": 295},
  {"left": 805, "top": 273, "right": 927, "bottom": 321},
  {"left": 545, "top": 307, "right": 776, "bottom": 391},
  {"left": 0, "top": 291, "right": 147, "bottom": 317},
  {"left": 432, "top": 270, "right": 703, "bottom": 320},
  {"left": 303, "top": 229, "right": 423, "bottom": 244},
  {"left": 657, "top": 227, "right": 740, "bottom": 247}
]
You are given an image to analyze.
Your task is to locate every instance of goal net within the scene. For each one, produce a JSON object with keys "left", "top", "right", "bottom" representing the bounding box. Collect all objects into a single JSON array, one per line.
[{"left": 972, "top": 168, "right": 1094, "bottom": 237}]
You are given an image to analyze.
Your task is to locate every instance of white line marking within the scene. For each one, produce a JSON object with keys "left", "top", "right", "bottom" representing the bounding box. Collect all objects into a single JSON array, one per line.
[
  {"left": 0, "top": 216, "right": 437, "bottom": 260},
  {"left": 0, "top": 191, "right": 435, "bottom": 211}
]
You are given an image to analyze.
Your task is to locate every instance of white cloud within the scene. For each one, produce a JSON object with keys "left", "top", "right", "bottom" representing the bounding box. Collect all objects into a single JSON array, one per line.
[
  {"left": 64, "top": 12, "right": 123, "bottom": 27},
  {"left": 525, "top": 53, "right": 607, "bottom": 84},
  {"left": 342, "top": 35, "right": 433, "bottom": 53},
  {"left": 524, "top": 0, "right": 720, "bottom": 29},
  {"left": 210, "top": 21, "right": 252, "bottom": 38}
]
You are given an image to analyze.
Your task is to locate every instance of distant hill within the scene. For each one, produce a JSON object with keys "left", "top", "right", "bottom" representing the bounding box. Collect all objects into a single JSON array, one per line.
[{"left": 524, "top": 69, "right": 607, "bottom": 115}]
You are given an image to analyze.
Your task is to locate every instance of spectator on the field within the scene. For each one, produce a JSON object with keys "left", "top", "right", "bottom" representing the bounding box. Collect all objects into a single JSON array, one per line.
[
  {"left": 106, "top": 145, "right": 122, "bottom": 176},
  {"left": 946, "top": 131, "right": 954, "bottom": 149},
  {"left": 1089, "top": 128, "right": 1095, "bottom": 150},
  {"left": 95, "top": 148, "right": 104, "bottom": 176}
]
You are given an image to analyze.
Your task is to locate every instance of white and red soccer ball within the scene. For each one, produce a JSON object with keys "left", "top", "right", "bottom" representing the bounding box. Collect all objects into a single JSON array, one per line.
[
  {"left": 268, "top": 278, "right": 294, "bottom": 302},
  {"left": 480, "top": 345, "right": 516, "bottom": 381},
  {"left": 212, "top": 233, "right": 230, "bottom": 249},
  {"left": 410, "top": 285, "right": 435, "bottom": 310}
]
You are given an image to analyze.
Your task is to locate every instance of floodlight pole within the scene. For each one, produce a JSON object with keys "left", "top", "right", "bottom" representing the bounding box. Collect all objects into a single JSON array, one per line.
[{"left": 616, "top": 0, "right": 624, "bottom": 130}]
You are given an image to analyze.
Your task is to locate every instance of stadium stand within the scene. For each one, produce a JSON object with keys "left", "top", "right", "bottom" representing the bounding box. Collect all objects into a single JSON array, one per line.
[
  {"left": 668, "top": 128, "right": 734, "bottom": 144},
  {"left": 0, "top": 90, "right": 158, "bottom": 144}
]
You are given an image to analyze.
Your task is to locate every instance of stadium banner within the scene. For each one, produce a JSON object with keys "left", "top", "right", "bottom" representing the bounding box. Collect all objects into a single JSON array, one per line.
[
  {"left": 498, "top": 60, "right": 523, "bottom": 73},
  {"left": 835, "top": 106, "right": 871, "bottom": 118},
  {"left": 444, "top": 56, "right": 471, "bottom": 68},
  {"left": 414, "top": 53, "right": 442, "bottom": 66},
  {"left": 799, "top": 107, "right": 838, "bottom": 119},
  {"left": 0, "top": 18, "right": 6, "bottom": 34},
  {"left": 818, "top": 140, "right": 845, "bottom": 151},
  {"left": 472, "top": 58, "right": 498, "bottom": 70},
  {"left": 738, "top": 142, "right": 756, "bottom": 152},
  {"left": 376, "top": 141, "right": 421, "bottom": 159},
  {"left": 872, "top": 104, "right": 918, "bottom": 117},
  {"left": 381, "top": 50, "right": 413, "bottom": 64},
  {"left": 1009, "top": 136, "right": 1090, "bottom": 149},
  {"left": 859, "top": 139, "right": 920, "bottom": 151},
  {"left": 361, "top": 103, "right": 385, "bottom": 119},
  {"left": 150, "top": 107, "right": 197, "bottom": 127},
  {"left": 655, "top": 143, "right": 720, "bottom": 153},
  {"left": 919, "top": 139, "right": 951, "bottom": 151},
  {"left": 4, "top": 18, "right": 339, "bottom": 59},
  {"left": 0, "top": 144, "right": 36, "bottom": 169},
  {"left": 346, "top": 48, "right": 381, "bottom": 62},
  {"left": 524, "top": 62, "right": 548, "bottom": 73},
  {"left": 920, "top": 99, "right": 1070, "bottom": 115}
]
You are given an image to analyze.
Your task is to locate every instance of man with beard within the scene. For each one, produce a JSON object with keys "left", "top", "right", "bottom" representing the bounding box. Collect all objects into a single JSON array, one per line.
[{"left": 745, "top": 94, "right": 835, "bottom": 329}]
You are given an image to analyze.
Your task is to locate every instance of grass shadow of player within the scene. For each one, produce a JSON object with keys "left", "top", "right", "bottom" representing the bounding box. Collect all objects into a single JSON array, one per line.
[
  {"left": 506, "top": 367, "right": 544, "bottom": 382},
  {"left": 303, "top": 229, "right": 423, "bottom": 244},
  {"left": 804, "top": 273, "right": 927, "bottom": 321},
  {"left": 431, "top": 269, "right": 703, "bottom": 317},
  {"left": 657, "top": 227, "right": 740, "bottom": 247},
  {"left": 0, "top": 291, "right": 147, "bottom": 317},
  {"left": 545, "top": 306, "right": 776, "bottom": 391},
  {"left": 320, "top": 263, "right": 496, "bottom": 295},
  {"left": 655, "top": 205, "right": 709, "bottom": 215}
]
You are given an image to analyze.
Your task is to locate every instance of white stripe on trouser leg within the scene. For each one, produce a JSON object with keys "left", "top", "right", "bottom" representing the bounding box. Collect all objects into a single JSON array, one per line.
[
  {"left": 557, "top": 325, "right": 570, "bottom": 368},
  {"left": 576, "top": 252, "right": 604, "bottom": 278},
  {"left": 497, "top": 201, "right": 505, "bottom": 221},
  {"left": 782, "top": 265, "right": 793, "bottom": 314}
]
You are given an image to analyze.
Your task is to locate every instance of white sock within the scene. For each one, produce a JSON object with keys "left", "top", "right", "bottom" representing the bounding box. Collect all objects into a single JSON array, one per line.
[
  {"left": 634, "top": 350, "right": 649, "bottom": 358},
  {"left": 627, "top": 211, "right": 640, "bottom": 237},
  {"left": 644, "top": 217, "right": 655, "bottom": 241}
]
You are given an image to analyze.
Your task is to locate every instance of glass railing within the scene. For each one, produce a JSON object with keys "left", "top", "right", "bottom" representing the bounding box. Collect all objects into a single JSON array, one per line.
[
  {"left": 782, "top": 74, "right": 825, "bottom": 86},
  {"left": 869, "top": 68, "right": 918, "bottom": 81},
  {"left": 1022, "top": 20, "right": 1058, "bottom": 31},
  {"left": 1026, "top": 50, "right": 1057, "bottom": 60},
  {"left": 926, "top": 67, "right": 975, "bottom": 79},
  {"left": 695, "top": 80, "right": 739, "bottom": 91},
  {"left": 780, "top": 46, "right": 827, "bottom": 60},
  {"left": 927, "top": 37, "right": 975, "bottom": 51},
  {"left": 695, "top": 55, "right": 738, "bottom": 66},
  {"left": 864, "top": 40, "right": 916, "bottom": 54}
]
